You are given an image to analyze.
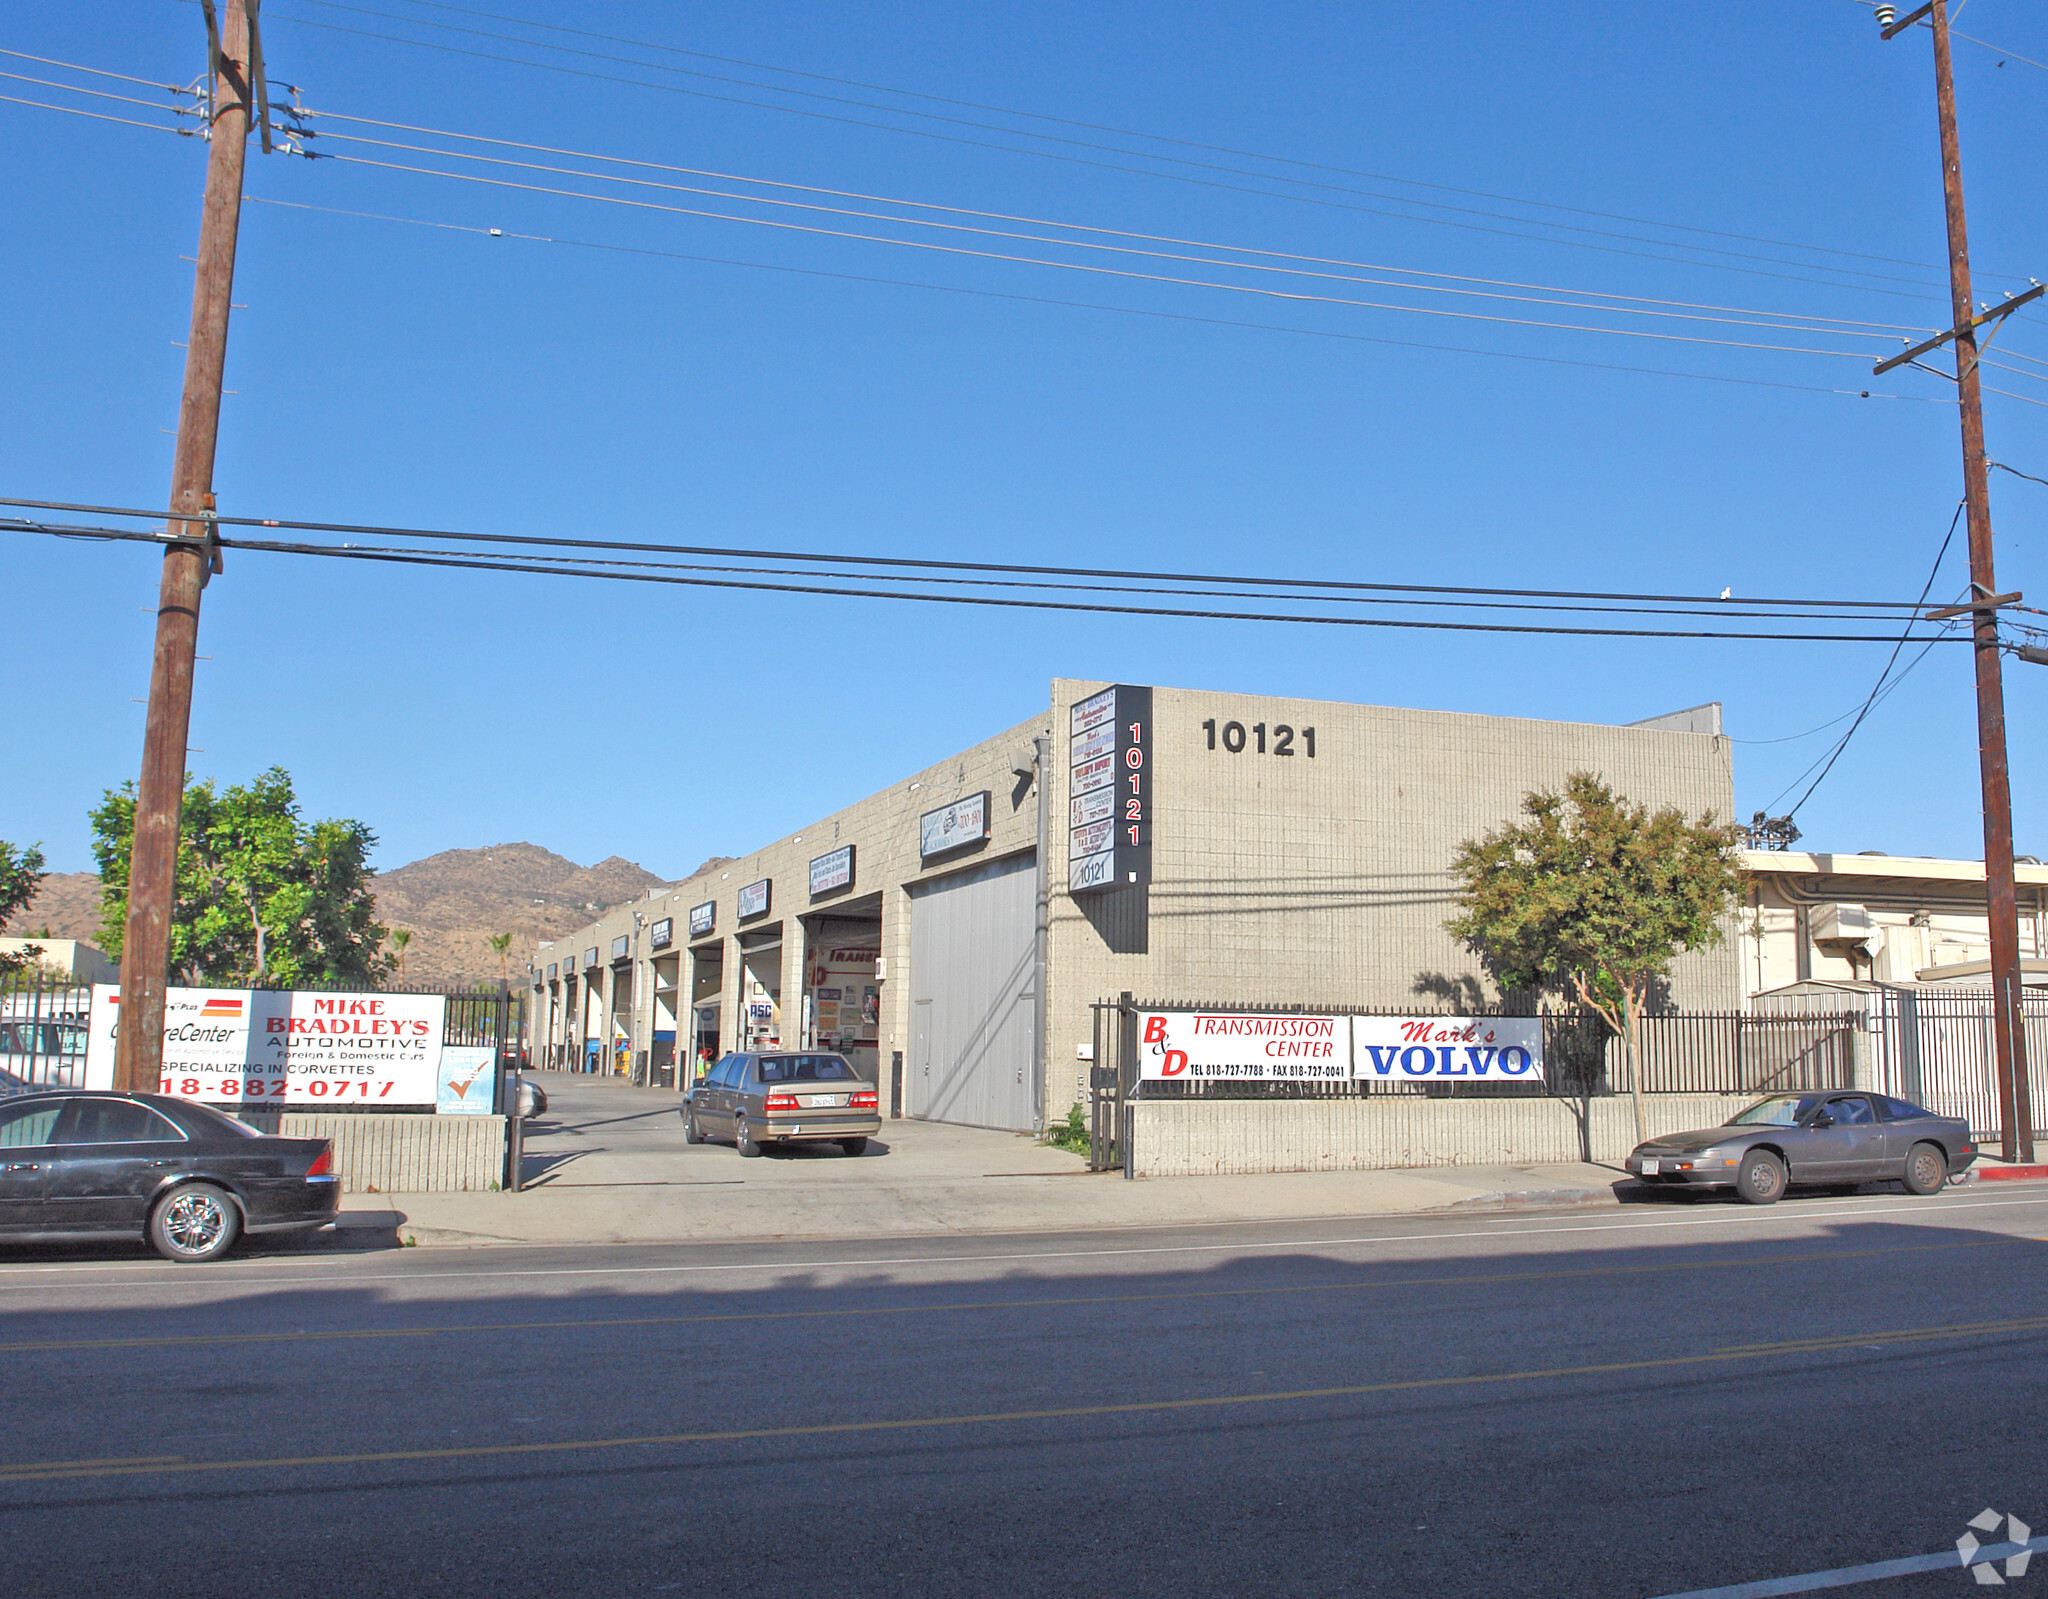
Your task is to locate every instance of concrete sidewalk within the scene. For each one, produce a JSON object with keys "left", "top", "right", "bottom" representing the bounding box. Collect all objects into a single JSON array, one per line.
[{"left": 339, "top": 1074, "right": 1632, "bottom": 1247}]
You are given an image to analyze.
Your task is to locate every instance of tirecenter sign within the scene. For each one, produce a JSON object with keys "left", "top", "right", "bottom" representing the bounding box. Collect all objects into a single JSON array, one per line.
[
  {"left": 84, "top": 985, "right": 451, "bottom": 1106},
  {"left": 1135, "top": 1011, "right": 1544, "bottom": 1083}
]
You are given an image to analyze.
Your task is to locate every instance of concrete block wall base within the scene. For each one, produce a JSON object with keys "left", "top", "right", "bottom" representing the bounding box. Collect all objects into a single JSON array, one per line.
[
  {"left": 1129, "top": 1094, "right": 1754, "bottom": 1177},
  {"left": 240, "top": 1112, "right": 508, "bottom": 1192}
]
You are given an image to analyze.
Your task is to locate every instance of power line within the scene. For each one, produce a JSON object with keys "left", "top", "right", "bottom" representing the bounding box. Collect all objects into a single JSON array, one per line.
[
  {"left": 0, "top": 496, "right": 1948, "bottom": 609},
  {"left": 314, "top": 148, "right": 1896, "bottom": 361},
  {"left": 1766, "top": 503, "right": 1967, "bottom": 819},
  {"left": 277, "top": 0, "right": 2036, "bottom": 294},
  {"left": 300, "top": 113, "right": 1936, "bottom": 340},
  {"left": 1992, "top": 460, "right": 2048, "bottom": 490},
  {"left": 0, "top": 86, "right": 1964, "bottom": 403},
  {"left": 240, "top": 194, "right": 1951, "bottom": 404},
  {"left": 0, "top": 68, "right": 200, "bottom": 116},
  {"left": 332, "top": 0, "right": 1973, "bottom": 276},
  {"left": 0, "top": 45, "right": 197, "bottom": 94},
  {"left": 2, "top": 515, "right": 1968, "bottom": 644},
  {"left": 0, "top": 91, "right": 195, "bottom": 138},
  {"left": 249, "top": 2, "right": 1969, "bottom": 299}
]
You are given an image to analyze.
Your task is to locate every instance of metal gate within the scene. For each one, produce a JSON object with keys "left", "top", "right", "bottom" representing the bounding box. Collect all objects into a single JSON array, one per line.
[
  {"left": 1871, "top": 989, "right": 2048, "bottom": 1151},
  {"left": 1086, "top": 995, "right": 1135, "bottom": 1175}
]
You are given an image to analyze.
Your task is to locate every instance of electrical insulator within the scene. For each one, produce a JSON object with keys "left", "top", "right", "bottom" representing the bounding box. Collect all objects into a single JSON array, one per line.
[{"left": 1874, "top": 4, "right": 1897, "bottom": 27}]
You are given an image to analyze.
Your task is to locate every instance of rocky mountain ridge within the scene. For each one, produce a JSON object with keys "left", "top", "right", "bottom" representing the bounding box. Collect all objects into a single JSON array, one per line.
[{"left": 2, "top": 844, "right": 669, "bottom": 989}]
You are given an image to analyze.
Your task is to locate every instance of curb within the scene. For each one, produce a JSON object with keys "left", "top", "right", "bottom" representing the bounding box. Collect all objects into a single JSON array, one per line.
[
  {"left": 1976, "top": 1164, "right": 2048, "bottom": 1182},
  {"left": 1444, "top": 1186, "right": 1618, "bottom": 1212}
]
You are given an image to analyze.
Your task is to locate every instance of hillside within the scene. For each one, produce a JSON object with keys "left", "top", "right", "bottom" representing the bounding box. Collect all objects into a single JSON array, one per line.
[
  {"left": 3, "top": 845, "right": 670, "bottom": 990},
  {"left": 2, "top": 872, "right": 104, "bottom": 943},
  {"left": 372, "top": 844, "right": 666, "bottom": 988}
]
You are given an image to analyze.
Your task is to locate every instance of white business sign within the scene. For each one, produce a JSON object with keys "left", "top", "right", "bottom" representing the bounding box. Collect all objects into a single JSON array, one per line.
[
  {"left": 1135, "top": 1011, "right": 1350, "bottom": 1081},
  {"left": 919, "top": 791, "right": 989, "bottom": 858},
  {"left": 1351, "top": 1016, "right": 1544, "bottom": 1082},
  {"left": 84, "top": 985, "right": 449, "bottom": 1106},
  {"left": 737, "top": 878, "right": 771, "bottom": 919},
  {"left": 809, "top": 845, "right": 855, "bottom": 896},
  {"left": 1132, "top": 1011, "right": 1545, "bottom": 1084}
]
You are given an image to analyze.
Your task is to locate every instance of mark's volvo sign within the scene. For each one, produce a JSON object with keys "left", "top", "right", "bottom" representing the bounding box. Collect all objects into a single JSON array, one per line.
[
  {"left": 1136, "top": 1011, "right": 1544, "bottom": 1082},
  {"left": 1068, "top": 684, "right": 1151, "bottom": 894}
]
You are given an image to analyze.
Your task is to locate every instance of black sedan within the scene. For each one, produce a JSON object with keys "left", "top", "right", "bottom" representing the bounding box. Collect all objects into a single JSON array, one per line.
[
  {"left": 1628, "top": 1090, "right": 1975, "bottom": 1205},
  {"left": 0, "top": 1091, "right": 339, "bottom": 1261}
]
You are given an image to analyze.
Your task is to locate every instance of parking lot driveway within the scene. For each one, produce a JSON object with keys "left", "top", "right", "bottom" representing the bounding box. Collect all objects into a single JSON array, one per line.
[{"left": 518, "top": 1072, "right": 1085, "bottom": 1193}]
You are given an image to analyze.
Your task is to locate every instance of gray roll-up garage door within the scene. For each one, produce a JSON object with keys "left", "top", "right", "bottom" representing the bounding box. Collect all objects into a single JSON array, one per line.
[{"left": 907, "top": 851, "right": 1037, "bottom": 1131}]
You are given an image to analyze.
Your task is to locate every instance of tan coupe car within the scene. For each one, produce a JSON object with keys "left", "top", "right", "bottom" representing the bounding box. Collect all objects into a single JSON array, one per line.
[{"left": 682, "top": 1051, "right": 879, "bottom": 1156}]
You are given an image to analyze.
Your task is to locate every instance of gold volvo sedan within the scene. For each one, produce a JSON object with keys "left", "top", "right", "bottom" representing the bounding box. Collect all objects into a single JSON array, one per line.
[{"left": 682, "top": 1051, "right": 880, "bottom": 1157}]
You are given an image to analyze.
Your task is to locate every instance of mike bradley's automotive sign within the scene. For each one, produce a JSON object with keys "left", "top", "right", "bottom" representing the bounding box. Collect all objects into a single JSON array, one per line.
[
  {"left": 84, "top": 985, "right": 449, "bottom": 1107},
  {"left": 1136, "top": 1011, "right": 1544, "bottom": 1083}
]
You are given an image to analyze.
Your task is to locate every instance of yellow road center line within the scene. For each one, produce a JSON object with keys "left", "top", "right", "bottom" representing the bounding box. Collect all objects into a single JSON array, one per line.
[
  {"left": 0, "top": 1236, "right": 2013, "bottom": 1356},
  {"left": 4, "top": 1313, "right": 2044, "bottom": 1485}
]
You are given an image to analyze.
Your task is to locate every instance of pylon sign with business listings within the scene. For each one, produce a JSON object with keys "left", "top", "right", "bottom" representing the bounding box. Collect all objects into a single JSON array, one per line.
[{"left": 1068, "top": 684, "right": 1152, "bottom": 893}]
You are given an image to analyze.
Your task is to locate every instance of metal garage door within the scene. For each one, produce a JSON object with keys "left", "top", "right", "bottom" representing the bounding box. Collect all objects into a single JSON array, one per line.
[{"left": 908, "top": 852, "right": 1037, "bottom": 1131}]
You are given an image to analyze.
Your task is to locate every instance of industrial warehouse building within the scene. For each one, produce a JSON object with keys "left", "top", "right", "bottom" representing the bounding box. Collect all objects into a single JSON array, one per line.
[{"left": 531, "top": 678, "right": 1737, "bottom": 1133}]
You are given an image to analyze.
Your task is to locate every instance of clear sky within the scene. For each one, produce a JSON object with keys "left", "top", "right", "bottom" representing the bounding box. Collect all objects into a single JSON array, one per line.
[{"left": 6, "top": 0, "right": 2048, "bottom": 880}]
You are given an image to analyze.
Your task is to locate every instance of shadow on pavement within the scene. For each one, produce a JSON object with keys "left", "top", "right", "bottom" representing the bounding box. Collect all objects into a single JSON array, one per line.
[{"left": 0, "top": 1197, "right": 2040, "bottom": 1599}]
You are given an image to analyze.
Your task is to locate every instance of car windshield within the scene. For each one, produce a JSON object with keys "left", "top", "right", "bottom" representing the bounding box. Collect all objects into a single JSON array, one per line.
[
  {"left": 756, "top": 1054, "right": 857, "bottom": 1083},
  {"left": 1727, "top": 1094, "right": 1826, "bottom": 1127}
]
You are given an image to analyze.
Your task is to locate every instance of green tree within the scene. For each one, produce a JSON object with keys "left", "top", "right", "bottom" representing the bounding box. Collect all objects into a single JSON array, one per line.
[
  {"left": 488, "top": 931, "right": 514, "bottom": 984},
  {"left": 388, "top": 928, "right": 412, "bottom": 984},
  {"left": 90, "top": 767, "right": 392, "bottom": 988},
  {"left": 1444, "top": 772, "right": 1746, "bottom": 1144},
  {"left": 0, "top": 840, "right": 48, "bottom": 973}
]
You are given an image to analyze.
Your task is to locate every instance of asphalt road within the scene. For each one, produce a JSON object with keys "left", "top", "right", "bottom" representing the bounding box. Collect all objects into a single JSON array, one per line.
[{"left": 1, "top": 1185, "right": 2044, "bottom": 1598}]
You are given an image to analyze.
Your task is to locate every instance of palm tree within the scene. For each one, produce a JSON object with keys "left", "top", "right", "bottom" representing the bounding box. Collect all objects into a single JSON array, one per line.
[
  {"left": 388, "top": 927, "right": 411, "bottom": 984},
  {"left": 488, "top": 932, "right": 514, "bottom": 984}
]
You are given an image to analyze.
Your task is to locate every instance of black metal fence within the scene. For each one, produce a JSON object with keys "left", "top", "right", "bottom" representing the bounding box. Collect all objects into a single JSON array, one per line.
[
  {"left": 0, "top": 973, "right": 526, "bottom": 1096},
  {"left": 1869, "top": 989, "right": 2048, "bottom": 1150},
  {"left": 1080, "top": 995, "right": 1860, "bottom": 1175},
  {"left": 0, "top": 975, "right": 93, "bottom": 1091}
]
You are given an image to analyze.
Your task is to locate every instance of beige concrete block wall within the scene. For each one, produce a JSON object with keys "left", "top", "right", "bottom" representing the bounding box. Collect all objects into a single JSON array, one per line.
[
  {"left": 535, "top": 676, "right": 1738, "bottom": 1138},
  {"left": 1044, "top": 679, "right": 1740, "bottom": 1124},
  {"left": 1130, "top": 1093, "right": 1754, "bottom": 1177},
  {"left": 242, "top": 1112, "right": 508, "bottom": 1192},
  {"left": 537, "top": 710, "right": 1053, "bottom": 1113}
]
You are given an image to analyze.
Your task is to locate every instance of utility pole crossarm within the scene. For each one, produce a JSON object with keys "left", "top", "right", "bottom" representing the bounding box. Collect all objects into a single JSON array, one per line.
[
  {"left": 1924, "top": 589, "right": 2021, "bottom": 621},
  {"left": 1872, "top": 281, "right": 2046, "bottom": 375},
  {"left": 1881, "top": 2, "right": 1936, "bottom": 40}
]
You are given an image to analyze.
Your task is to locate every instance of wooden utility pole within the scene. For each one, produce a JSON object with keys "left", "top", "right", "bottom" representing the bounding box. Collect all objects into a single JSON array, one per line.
[
  {"left": 113, "top": 0, "right": 255, "bottom": 1093},
  {"left": 1883, "top": 0, "right": 2034, "bottom": 1161}
]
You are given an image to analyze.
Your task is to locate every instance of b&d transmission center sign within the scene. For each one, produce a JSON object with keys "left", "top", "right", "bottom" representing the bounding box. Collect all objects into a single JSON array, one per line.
[
  {"left": 1137, "top": 1011, "right": 1544, "bottom": 1082},
  {"left": 85, "top": 986, "right": 451, "bottom": 1107}
]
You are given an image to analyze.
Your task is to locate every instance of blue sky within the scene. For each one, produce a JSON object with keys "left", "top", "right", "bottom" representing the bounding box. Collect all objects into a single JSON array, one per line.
[{"left": 6, "top": 0, "right": 2048, "bottom": 879}]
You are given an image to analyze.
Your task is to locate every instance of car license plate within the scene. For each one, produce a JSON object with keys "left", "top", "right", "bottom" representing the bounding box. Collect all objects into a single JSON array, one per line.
[
  {"left": 804, "top": 1094, "right": 846, "bottom": 1108},
  {"left": 1640, "top": 1159, "right": 1658, "bottom": 1176}
]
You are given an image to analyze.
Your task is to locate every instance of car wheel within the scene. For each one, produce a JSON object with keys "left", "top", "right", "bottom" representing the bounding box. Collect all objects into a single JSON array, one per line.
[
  {"left": 149, "top": 1183, "right": 241, "bottom": 1263},
  {"left": 1735, "top": 1149, "right": 1786, "bottom": 1206},
  {"left": 1902, "top": 1141, "right": 1949, "bottom": 1196},
  {"left": 683, "top": 1111, "right": 703, "bottom": 1145},
  {"left": 734, "top": 1115, "right": 762, "bottom": 1158},
  {"left": 839, "top": 1137, "right": 869, "bottom": 1156}
]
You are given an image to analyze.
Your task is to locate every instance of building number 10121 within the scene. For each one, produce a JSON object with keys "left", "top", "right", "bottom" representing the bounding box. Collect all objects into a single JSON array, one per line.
[{"left": 1201, "top": 720, "right": 1315, "bottom": 757}]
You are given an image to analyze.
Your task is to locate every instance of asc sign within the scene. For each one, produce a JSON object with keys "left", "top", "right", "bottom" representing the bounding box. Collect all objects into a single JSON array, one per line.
[{"left": 1136, "top": 1011, "right": 1544, "bottom": 1082}]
